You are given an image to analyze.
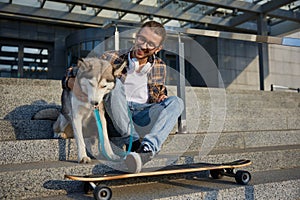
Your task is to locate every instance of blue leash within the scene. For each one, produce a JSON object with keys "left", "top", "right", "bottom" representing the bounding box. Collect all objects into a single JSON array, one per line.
[{"left": 94, "top": 107, "right": 133, "bottom": 161}]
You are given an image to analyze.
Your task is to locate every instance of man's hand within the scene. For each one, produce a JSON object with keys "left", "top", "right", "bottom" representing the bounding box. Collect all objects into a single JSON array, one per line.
[{"left": 158, "top": 94, "right": 168, "bottom": 102}]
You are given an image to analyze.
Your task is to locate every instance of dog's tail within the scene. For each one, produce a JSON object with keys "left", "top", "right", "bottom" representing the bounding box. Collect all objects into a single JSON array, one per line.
[{"left": 32, "top": 108, "right": 60, "bottom": 120}]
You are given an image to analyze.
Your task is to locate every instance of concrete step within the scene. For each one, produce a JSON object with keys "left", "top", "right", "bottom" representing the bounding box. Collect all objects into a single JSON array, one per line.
[
  {"left": 0, "top": 161, "right": 101, "bottom": 200},
  {"left": 166, "top": 130, "right": 300, "bottom": 152},
  {"left": 1, "top": 104, "right": 60, "bottom": 121},
  {"left": 185, "top": 100, "right": 300, "bottom": 122},
  {"left": 27, "top": 167, "right": 300, "bottom": 200},
  {"left": 190, "top": 86, "right": 300, "bottom": 102},
  {"left": 0, "top": 119, "right": 54, "bottom": 141},
  {"left": 1, "top": 114, "right": 299, "bottom": 141},
  {"left": 186, "top": 116, "right": 300, "bottom": 133},
  {"left": 221, "top": 107, "right": 299, "bottom": 118},
  {"left": 0, "top": 139, "right": 77, "bottom": 165},
  {"left": 1, "top": 130, "right": 299, "bottom": 165},
  {"left": 2, "top": 78, "right": 299, "bottom": 108},
  {"left": 156, "top": 145, "right": 300, "bottom": 172},
  {"left": 188, "top": 97, "right": 300, "bottom": 111},
  {"left": 0, "top": 78, "right": 61, "bottom": 120},
  {"left": 186, "top": 145, "right": 300, "bottom": 172},
  {"left": 1, "top": 79, "right": 299, "bottom": 121},
  {"left": 181, "top": 87, "right": 300, "bottom": 107},
  {"left": 0, "top": 155, "right": 299, "bottom": 200},
  {"left": 186, "top": 107, "right": 300, "bottom": 121},
  {"left": 3, "top": 100, "right": 299, "bottom": 121}
]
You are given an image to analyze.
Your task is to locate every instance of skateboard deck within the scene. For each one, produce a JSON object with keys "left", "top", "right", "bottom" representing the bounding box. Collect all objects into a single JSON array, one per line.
[{"left": 65, "top": 159, "right": 252, "bottom": 200}]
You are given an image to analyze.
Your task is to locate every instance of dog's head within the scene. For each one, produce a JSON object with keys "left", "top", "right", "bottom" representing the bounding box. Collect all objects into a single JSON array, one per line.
[{"left": 75, "top": 57, "right": 126, "bottom": 107}]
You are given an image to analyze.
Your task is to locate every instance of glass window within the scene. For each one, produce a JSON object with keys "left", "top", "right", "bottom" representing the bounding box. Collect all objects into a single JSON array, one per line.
[
  {"left": 0, "top": 56, "right": 15, "bottom": 61},
  {"left": 94, "top": 40, "right": 101, "bottom": 48},
  {"left": 24, "top": 47, "right": 41, "bottom": 54},
  {"left": 41, "top": 49, "right": 48, "bottom": 55},
  {"left": 0, "top": 64, "right": 11, "bottom": 71},
  {"left": 0, "top": 42, "right": 50, "bottom": 79},
  {"left": 12, "top": 65, "right": 18, "bottom": 70},
  {"left": 86, "top": 41, "right": 93, "bottom": 51},
  {"left": 0, "top": 45, "right": 18, "bottom": 77},
  {"left": 80, "top": 42, "right": 86, "bottom": 51},
  {"left": 24, "top": 58, "right": 35, "bottom": 62},
  {"left": 23, "top": 66, "right": 30, "bottom": 71},
  {"left": 1, "top": 46, "right": 18, "bottom": 52}
]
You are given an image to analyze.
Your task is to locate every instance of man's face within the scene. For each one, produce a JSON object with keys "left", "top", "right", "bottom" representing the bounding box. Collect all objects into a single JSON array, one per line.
[{"left": 132, "top": 27, "right": 163, "bottom": 60}]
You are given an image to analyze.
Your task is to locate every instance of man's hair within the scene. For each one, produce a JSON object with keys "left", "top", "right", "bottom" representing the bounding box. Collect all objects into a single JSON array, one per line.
[{"left": 139, "top": 21, "right": 166, "bottom": 45}]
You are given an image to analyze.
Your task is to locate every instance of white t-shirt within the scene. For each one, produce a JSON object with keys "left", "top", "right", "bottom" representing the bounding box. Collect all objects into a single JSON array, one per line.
[{"left": 124, "top": 55, "right": 153, "bottom": 104}]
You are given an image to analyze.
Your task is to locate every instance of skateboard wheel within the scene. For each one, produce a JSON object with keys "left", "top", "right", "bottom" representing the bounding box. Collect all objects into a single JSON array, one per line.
[
  {"left": 210, "top": 169, "right": 224, "bottom": 179},
  {"left": 93, "top": 185, "right": 112, "bottom": 200},
  {"left": 235, "top": 170, "right": 251, "bottom": 185}
]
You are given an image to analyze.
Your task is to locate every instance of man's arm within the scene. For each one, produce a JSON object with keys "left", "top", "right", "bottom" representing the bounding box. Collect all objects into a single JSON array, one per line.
[
  {"left": 148, "top": 84, "right": 168, "bottom": 103},
  {"left": 147, "top": 57, "right": 168, "bottom": 103}
]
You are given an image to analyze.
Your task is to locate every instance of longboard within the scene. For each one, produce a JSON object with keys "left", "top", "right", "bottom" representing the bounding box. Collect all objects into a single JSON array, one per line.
[{"left": 65, "top": 159, "right": 251, "bottom": 200}]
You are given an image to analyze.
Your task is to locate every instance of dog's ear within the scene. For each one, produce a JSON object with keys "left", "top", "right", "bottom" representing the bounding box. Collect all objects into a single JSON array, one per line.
[{"left": 113, "top": 60, "right": 127, "bottom": 77}]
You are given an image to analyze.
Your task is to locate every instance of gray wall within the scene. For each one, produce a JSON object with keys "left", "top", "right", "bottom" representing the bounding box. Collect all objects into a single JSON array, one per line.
[
  {"left": 217, "top": 38, "right": 259, "bottom": 90},
  {"left": 266, "top": 32, "right": 300, "bottom": 91},
  {"left": 215, "top": 32, "right": 300, "bottom": 91}
]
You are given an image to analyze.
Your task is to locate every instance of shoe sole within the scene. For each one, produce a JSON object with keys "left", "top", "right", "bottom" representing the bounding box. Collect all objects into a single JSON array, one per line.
[{"left": 125, "top": 152, "right": 142, "bottom": 173}]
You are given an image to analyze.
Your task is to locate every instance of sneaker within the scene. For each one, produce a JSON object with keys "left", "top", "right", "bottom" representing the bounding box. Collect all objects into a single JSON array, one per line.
[
  {"left": 136, "top": 144, "right": 153, "bottom": 165},
  {"left": 125, "top": 144, "right": 153, "bottom": 173}
]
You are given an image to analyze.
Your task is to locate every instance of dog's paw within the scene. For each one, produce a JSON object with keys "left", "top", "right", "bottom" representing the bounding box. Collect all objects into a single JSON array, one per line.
[
  {"left": 53, "top": 132, "right": 68, "bottom": 139},
  {"left": 79, "top": 156, "right": 92, "bottom": 164}
]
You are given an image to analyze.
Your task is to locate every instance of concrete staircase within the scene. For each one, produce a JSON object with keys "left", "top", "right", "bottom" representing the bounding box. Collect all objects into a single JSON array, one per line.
[{"left": 0, "top": 78, "right": 299, "bottom": 200}]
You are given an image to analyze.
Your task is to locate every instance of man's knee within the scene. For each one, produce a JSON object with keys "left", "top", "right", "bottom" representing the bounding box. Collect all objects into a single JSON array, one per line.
[{"left": 165, "top": 96, "right": 184, "bottom": 114}]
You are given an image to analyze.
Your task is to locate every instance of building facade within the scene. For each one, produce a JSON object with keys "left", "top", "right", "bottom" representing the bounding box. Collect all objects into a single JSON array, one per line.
[{"left": 0, "top": 17, "right": 299, "bottom": 91}]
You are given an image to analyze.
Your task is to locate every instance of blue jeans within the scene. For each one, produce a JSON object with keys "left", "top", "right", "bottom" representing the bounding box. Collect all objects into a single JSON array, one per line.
[{"left": 104, "top": 79, "right": 184, "bottom": 155}]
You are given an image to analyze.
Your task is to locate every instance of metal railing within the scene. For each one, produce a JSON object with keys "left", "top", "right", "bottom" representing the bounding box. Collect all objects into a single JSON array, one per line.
[{"left": 271, "top": 84, "right": 300, "bottom": 93}]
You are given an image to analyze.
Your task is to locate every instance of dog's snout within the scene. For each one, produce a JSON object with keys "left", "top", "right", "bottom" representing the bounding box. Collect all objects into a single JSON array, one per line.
[{"left": 90, "top": 101, "right": 99, "bottom": 106}]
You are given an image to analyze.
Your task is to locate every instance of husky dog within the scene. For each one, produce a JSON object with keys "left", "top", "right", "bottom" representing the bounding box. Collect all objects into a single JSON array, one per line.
[{"left": 53, "top": 58, "right": 126, "bottom": 163}]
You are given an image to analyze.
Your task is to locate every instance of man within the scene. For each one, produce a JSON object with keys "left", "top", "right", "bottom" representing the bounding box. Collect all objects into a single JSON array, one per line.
[{"left": 65, "top": 21, "right": 184, "bottom": 173}]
